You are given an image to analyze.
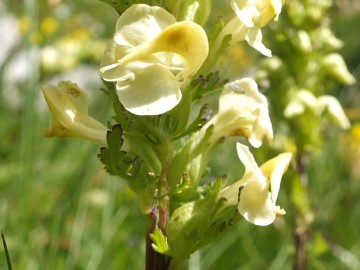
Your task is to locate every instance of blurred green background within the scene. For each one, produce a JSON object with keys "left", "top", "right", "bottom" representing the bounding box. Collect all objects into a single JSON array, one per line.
[{"left": 1, "top": 0, "right": 360, "bottom": 269}]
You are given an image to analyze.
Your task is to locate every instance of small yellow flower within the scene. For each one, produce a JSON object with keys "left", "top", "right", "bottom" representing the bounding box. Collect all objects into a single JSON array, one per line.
[
  {"left": 100, "top": 4, "right": 208, "bottom": 115},
  {"left": 205, "top": 78, "right": 273, "bottom": 148},
  {"left": 42, "top": 81, "right": 108, "bottom": 146},
  {"left": 40, "top": 17, "right": 58, "bottom": 35},
  {"left": 217, "top": 143, "right": 291, "bottom": 226}
]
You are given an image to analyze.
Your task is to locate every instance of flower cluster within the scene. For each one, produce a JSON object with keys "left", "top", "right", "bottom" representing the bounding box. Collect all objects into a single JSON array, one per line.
[{"left": 42, "top": 1, "right": 291, "bottom": 229}]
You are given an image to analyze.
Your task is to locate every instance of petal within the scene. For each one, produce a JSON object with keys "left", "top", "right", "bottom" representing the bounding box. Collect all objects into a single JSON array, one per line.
[
  {"left": 117, "top": 21, "right": 208, "bottom": 82},
  {"left": 246, "top": 26, "right": 272, "bottom": 57},
  {"left": 116, "top": 63, "right": 182, "bottom": 115},
  {"left": 221, "top": 16, "right": 248, "bottom": 46},
  {"left": 236, "top": 143, "right": 266, "bottom": 181},
  {"left": 249, "top": 106, "right": 273, "bottom": 148},
  {"left": 237, "top": 178, "right": 276, "bottom": 226},
  {"left": 270, "top": 0, "right": 283, "bottom": 21},
  {"left": 260, "top": 152, "right": 292, "bottom": 202},
  {"left": 114, "top": 4, "right": 177, "bottom": 47},
  {"left": 231, "top": 0, "right": 259, "bottom": 27},
  {"left": 100, "top": 41, "right": 131, "bottom": 81}
]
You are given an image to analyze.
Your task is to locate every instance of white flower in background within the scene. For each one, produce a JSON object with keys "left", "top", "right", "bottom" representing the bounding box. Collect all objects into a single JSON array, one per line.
[
  {"left": 284, "top": 90, "right": 350, "bottom": 129},
  {"left": 217, "top": 0, "right": 284, "bottom": 56},
  {"left": 42, "top": 81, "right": 108, "bottom": 146},
  {"left": 100, "top": 4, "right": 208, "bottom": 115},
  {"left": 205, "top": 78, "right": 273, "bottom": 148},
  {"left": 321, "top": 53, "right": 355, "bottom": 85},
  {"left": 217, "top": 143, "right": 292, "bottom": 226}
]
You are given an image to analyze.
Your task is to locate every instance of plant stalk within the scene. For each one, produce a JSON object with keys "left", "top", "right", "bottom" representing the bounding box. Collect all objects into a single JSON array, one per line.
[{"left": 293, "top": 152, "right": 310, "bottom": 270}]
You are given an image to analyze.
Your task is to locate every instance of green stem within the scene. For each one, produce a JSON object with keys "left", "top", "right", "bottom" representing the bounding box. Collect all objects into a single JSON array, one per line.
[{"left": 145, "top": 140, "right": 174, "bottom": 270}]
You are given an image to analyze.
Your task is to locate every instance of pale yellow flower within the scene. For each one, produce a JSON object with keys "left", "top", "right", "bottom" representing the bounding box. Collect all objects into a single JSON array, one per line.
[
  {"left": 205, "top": 78, "right": 273, "bottom": 148},
  {"left": 217, "top": 0, "right": 284, "bottom": 56},
  {"left": 322, "top": 53, "right": 355, "bottom": 85},
  {"left": 100, "top": 4, "right": 208, "bottom": 115},
  {"left": 42, "top": 81, "right": 108, "bottom": 146},
  {"left": 217, "top": 143, "right": 292, "bottom": 226},
  {"left": 284, "top": 90, "right": 350, "bottom": 129}
]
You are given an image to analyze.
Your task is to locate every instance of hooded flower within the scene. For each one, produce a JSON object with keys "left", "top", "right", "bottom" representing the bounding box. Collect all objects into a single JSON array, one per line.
[
  {"left": 217, "top": 0, "right": 284, "bottom": 56},
  {"left": 217, "top": 143, "right": 292, "bottom": 226},
  {"left": 205, "top": 78, "right": 273, "bottom": 148},
  {"left": 100, "top": 4, "right": 209, "bottom": 115},
  {"left": 42, "top": 81, "right": 108, "bottom": 146},
  {"left": 284, "top": 90, "right": 350, "bottom": 129}
]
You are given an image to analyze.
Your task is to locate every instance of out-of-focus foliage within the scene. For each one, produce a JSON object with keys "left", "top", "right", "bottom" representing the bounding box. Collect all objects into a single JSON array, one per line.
[{"left": 0, "top": 0, "right": 359, "bottom": 269}]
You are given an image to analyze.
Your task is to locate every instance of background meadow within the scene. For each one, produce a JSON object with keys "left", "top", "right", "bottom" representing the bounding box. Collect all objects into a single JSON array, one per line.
[{"left": 1, "top": 0, "right": 360, "bottom": 269}]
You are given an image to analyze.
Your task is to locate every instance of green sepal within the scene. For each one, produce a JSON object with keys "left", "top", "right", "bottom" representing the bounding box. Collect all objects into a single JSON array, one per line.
[
  {"left": 191, "top": 71, "right": 228, "bottom": 101},
  {"left": 169, "top": 125, "right": 214, "bottom": 197},
  {"left": 166, "top": 176, "right": 241, "bottom": 258},
  {"left": 173, "top": 103, "right": 210, "bottom": 140},
  {"left": 112, "top": 96, "right": 134, "bottom": 132}
]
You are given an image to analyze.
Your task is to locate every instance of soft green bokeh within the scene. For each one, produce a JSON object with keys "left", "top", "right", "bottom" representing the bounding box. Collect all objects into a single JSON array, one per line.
[{"left": 1, "top": 0, "right": 360, "bottom": 269}]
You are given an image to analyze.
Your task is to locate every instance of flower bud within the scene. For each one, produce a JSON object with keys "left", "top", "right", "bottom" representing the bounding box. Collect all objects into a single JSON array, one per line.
[{"left": 42, "top": 81, "right": 107, "bottom": 146}]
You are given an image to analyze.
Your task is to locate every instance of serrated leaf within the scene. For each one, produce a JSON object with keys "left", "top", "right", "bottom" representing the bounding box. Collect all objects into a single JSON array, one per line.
[
  {"left": 98, "top": 125, "right": 149, "bottom": 185},
  {"left": 149, "top": 228, "right": 172, "bottom": 256},
  {"left": 98, "top": 124, "right": 135, "bottom": 178}
]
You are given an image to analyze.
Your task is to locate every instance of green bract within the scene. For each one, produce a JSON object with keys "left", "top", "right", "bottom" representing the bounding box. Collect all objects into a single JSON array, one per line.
[{"left": 100, "top": 4, "right": 209, "bottom": 115}]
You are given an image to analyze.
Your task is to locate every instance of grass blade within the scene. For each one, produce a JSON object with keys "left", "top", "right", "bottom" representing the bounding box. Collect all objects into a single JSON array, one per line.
[{"left": 1, "top": 231, "right": 13, "bottom": 270}]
